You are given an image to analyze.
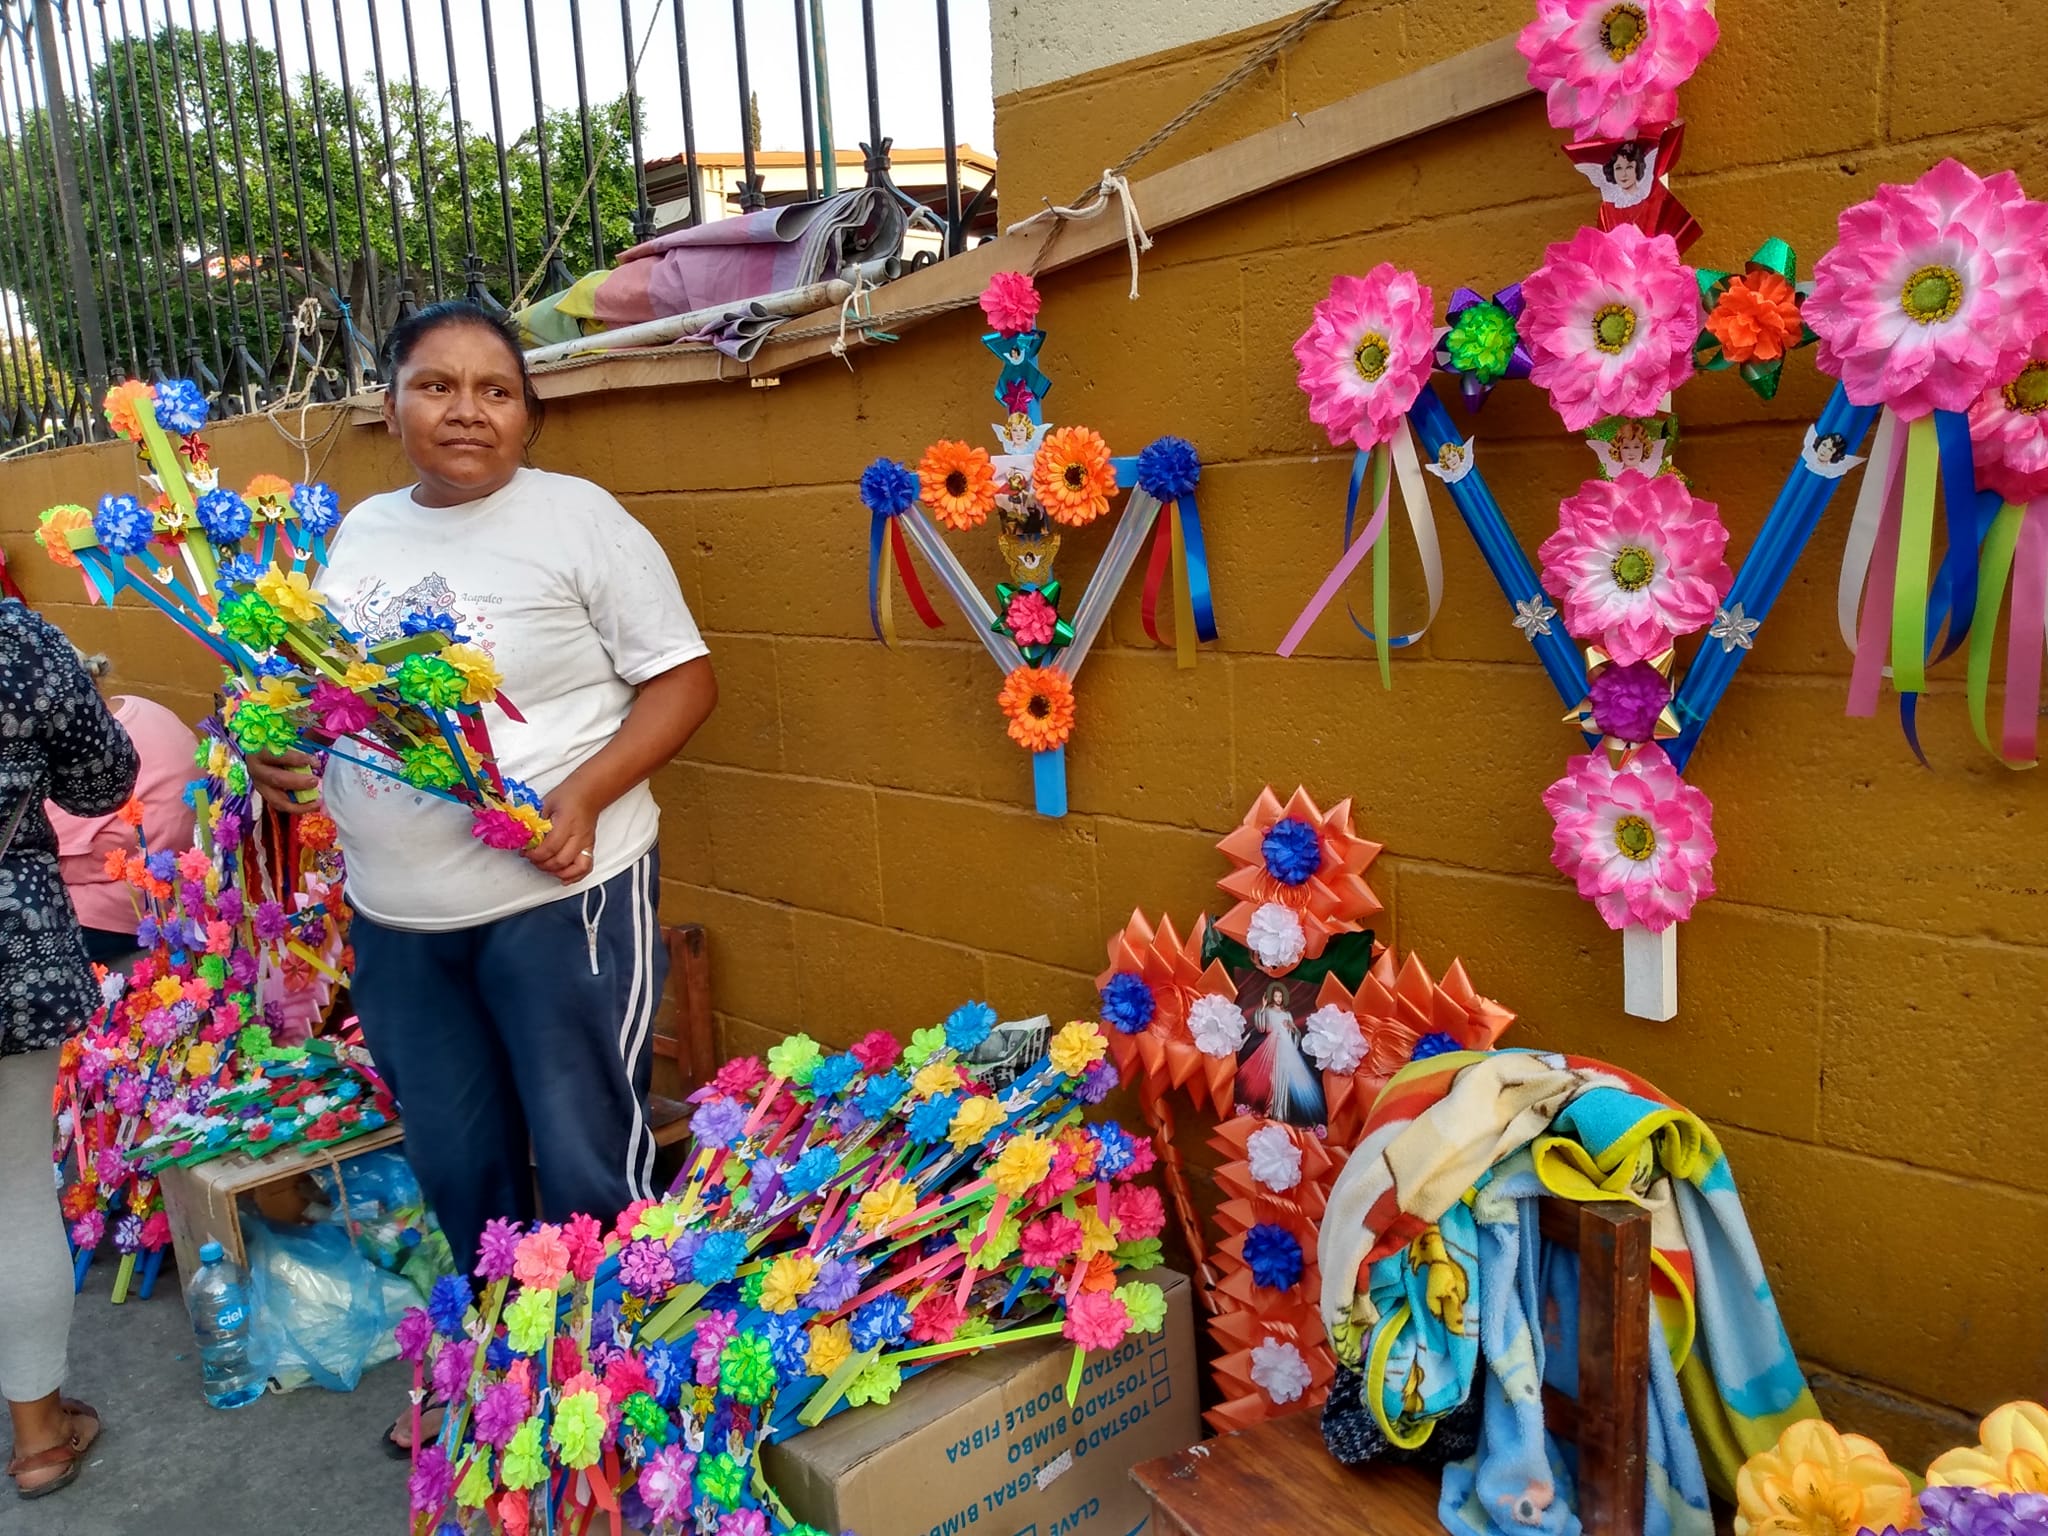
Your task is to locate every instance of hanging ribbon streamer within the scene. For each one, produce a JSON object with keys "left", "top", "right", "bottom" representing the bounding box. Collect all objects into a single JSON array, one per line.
[
  {"left": 1840, "top": 408, "right": 1909, "bottom": 717},
  {"left": 865, "top": 506, "right": 945, "bottom": 648},
  {"left": 1408, "top": 389, "right": 1589, "bottom": 708},
  {"left": 1889, "top": 414, "right": 1942, "bottom": 696},
  {"left": 1669, "top": 384, "right": 1879, "bottom": 768},
  {"left": 1346, "top": 426, "right": 1446, "bottom": 684},
  {"left": 1134, "top": 437, "right": 1215, "bottom": 670},
  {"left": 1277, "top": 447, "right": 1388, "bottom": 660},
  {"left": 1967, "top": 501, "right": 2048, "bottom": 768}
]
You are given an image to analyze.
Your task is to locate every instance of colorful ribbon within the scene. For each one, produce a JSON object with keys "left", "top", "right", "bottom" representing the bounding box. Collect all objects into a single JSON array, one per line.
[
  {"left": 1139, "top": 493, "right": 1217, "bottom": 668},
  {"left": 1967, "top": 501, "right": 2048, "bottom": 768},
  {"left": 866, "top": 506, "right": 946, "bottom": 647},
  {"left": 1346, "top": 426, "right": 1445, "bottom": 683},
  {"left": 1277, "top": 446, "right": 1389, "bottom": 663}
]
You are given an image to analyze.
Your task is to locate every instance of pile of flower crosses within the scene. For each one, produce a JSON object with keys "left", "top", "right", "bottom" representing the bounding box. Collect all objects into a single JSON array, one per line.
[{"left": 402, "top": 1008, "right": 1169, "bottom": 1536}]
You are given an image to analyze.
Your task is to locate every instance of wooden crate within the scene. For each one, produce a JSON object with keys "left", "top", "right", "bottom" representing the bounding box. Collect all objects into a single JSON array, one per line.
[{"left": 158, "top": 1120, "right": 406, "bottom": 1279}]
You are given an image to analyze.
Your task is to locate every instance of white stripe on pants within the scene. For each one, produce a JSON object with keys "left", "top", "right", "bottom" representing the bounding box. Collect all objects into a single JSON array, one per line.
[{"left": 0, "top": 1047, "right": 71, "bottom": 1402}]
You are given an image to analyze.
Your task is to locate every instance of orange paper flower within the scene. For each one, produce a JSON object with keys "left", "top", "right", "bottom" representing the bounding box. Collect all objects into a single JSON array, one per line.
[
  {"left": 1705, "top": 269, "right": 1803, "bottom": 364},
  {"left": 1032, "top": 426, "right": 1117, "bottom": 527},
  {"left": 917, "top": 440, "right": 998, "bottom": 531},
  {"left": 103, "top": 379, "right": 154, "bottom": 440},
  {"left": 245, "top": 472, "right": 294, "bottom": 510},
  {"left": 1734, "top": 1420, "right": 1918, "bottom": 1536},
  {"left": 998, "top": 665, "right": 1075, "bottom": 752},
  {"left": 1928, "top": 1401, "right": 2048, "bottom": 1494},
  {"left": 35, "top": 505, "right": 91, "bottom": 570}
]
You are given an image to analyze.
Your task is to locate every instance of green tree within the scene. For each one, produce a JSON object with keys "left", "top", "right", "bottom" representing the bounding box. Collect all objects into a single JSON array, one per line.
[{"left": 0, "top": 20, "right": 641, "bottom": 404}]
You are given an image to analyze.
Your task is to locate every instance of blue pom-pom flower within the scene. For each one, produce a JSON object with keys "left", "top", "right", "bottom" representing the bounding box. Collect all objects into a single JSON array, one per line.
[
  {"left": 944, "top": 1000, "right": 997, "bottom": 1052},
  {"left": 859, "top": 1072, "right": 909, "bottom": 1118},
  {"left": 690, "top": 1230, "right": 747, "bottom": 1286},
  {"left": 1244, "top": 1223, "right": 1305, "bottom": 1291},
  {"left": 94, "top": 493, "right": 155, "bottom": 556},
  {"left": 194, "top": 487, "right": 252, "bottom": 544},
  {"left": 1098, "top": 972, "right": 1156, "bottom": 1035},
  {"left": 291, "top": 481, "right": 341, "bottom": 535},
  {"left": 400, "top": 609, "right": 460, "bottom": 640},
  {"left": 808, "top": 1053, "right": 860, "bottom": 1098},
  {"left": 214, "top": 552, "right": 263, "bottom": 590},
  {"left": 859, "top": 457, "right": 919, "bottom": 517},
  {"left": 849, "top": 1294, "right": 911, "bottom": 1352},
  {"left": 907, "top": 1091, "right": 959, "bottom": 1144},
  {"left": 152, "top": 378, "right": 209, "bottom": 434},
  {"left": 1261, "top": 816, "right": 1322, "bottom": 886},
  {"left": 1135, "top": 435, "right": 1201, "bottom": 502},
  {"left": 1410, "top": 1031, "right": 1462, "bottom": 1061},
  {"left": 427, "top": 1274, "right": 472, "bottom": 1337},
  {"left": 784, "top": 1147, "right": 840, "bottom": 1197}
]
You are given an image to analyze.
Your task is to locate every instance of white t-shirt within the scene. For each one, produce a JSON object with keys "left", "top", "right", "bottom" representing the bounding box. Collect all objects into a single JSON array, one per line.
[{"left": 317, "top": 467, "right": 707, "bottom": 930}]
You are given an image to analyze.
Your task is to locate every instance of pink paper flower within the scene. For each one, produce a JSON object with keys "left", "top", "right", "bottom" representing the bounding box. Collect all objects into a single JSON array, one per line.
[
  {"left": 309, "top": 679, "right": 376, "bottom": 736},
  {"left": 980, "top": 271, "right": 1041, "bottom": 336},
  {"left": 1293, "top": 264, "right": 1435, "bottom": 450},
  {"left": 471, "top": 808, "right": 533, "bottom": 850},
  {"left": 1019, "top": 1213, "right": 1082, "bottom": 1270},
  {"left": 1970, "top": 332, "right": 2048, "bottom": 503},
  {"left": 1003, "top": 589, "right": 1059, "bottom": 647},
  {"left": 850, "top": 1029, "right": 902, "bottom": 1074},
  {"left": 512, "top": 1224, "right": 570, "bottom": 1291},
  {"left": 1807, "top": 159, "right": 2048, "bottom": 421},
  {"left": 1063, "top": 1289, "right": 1131, "bottom": 1352},
  {"left": 1542, "top": 744, "right": 1715, "bottom": 931},
  {"left": 562, "top": 1212, "right": 605, "bottom": 1283},
  {"left": 712, "top": 1055, "right": 766, "bottom": 1097},
  {"left": 1516, "top": 0, "right": 1718, "bottom": 141},
  {"left": 1523, "top": 225, "right": 1699, "bottom": 430},
  {"left": 910, "top": 1293, "right": 966, "bottom": 1343},
  {"left": 1538, "top": 473, "right": 1729, "bottom": 663},
  {"left": 1111, "top": 1183, "right": 1166, "bottom": 1243}
]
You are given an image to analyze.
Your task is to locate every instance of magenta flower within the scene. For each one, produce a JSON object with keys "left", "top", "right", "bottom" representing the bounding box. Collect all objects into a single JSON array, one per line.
[
  {"left": 1970, "top": 332, "right": 2048, "bottom": 503},
  {"left": 1542, "top": 745, "right": 1714, "bottom": 931},
  {"left": 1807, "top": 159, "right": 2048, "bottom": 420},
  {"left": 408, "top": 1443, "right": 455, "bottom": 1516},
  {"left": 1523, "top": 224, "right": 1699, "bottom": 430},
  {"left": 1587, "top": 660, "right": 1673, "bottom": 742},
  {"left": 430, "top": 1338, "right": 475, "bottom": 1403},
  {"left": 638, "top": 1443, "right": 697, "bottom": 1527},
  {"left": 1003, "top": 589, "right": 1060, "bottom": 648},
  {"left": 309, "top": 679, "right": 376, "bottom": 736},
  {"left": 618, "top": 1238, "right": 676, "bottom": 1300},
  {"left": 394, "top": 1307, "right": 434, "bottom": 1363},
  {"left": 1538, "top": 474, "right": 1729, "bottom": 664},
  {"left": 1292, "top": 264, "right": 1436, "bottom": 450},
  {"left": 471, "top": 808, "right": 534, "bottom": 851},
  {"left": 473, "top": 1376, "right": 532, "bottom": 1447},
  {"left": 718, "top": 1512, "right": 768, "bottom": 1536},
  {"left": 476, "top": 1216, "right": 522, "bottom": 1281},
  {"left": 850, "top": 1029, "right": 901, "bottom": 1074},
  {"left": 1062, "top": 1290, "right": 1131, "bottom": 1352},
  {"left": 691, "top": 1310, "right": 738, "bottom": 1385},
  {"left": 979, "top": 271, "right": 1041, "bottom": 336},
  {"left": 253, "top": 901, "right": 288, "bottom": 942},
  {"left": 1517, "top": 0, "right": 1718, "bottom": 141},
  {"left": 71, "top": 1211, "right": 105, "bottom": 1249}
]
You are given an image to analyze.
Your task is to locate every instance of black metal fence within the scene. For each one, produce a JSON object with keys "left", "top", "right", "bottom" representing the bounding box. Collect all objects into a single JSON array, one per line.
[{"left": 0, "top": 0, "right": 989, "bottom": 450}]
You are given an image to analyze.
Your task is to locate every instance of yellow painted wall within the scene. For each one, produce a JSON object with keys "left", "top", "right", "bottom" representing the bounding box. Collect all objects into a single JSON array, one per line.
[{"left": 7, "top": 0, "right": 2047, "bottom": 1464}]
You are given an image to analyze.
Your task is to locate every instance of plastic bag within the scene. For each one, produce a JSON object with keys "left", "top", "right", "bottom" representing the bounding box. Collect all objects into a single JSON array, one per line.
[
  {"left": 310, "top": 1147, "right": 422, "bottom": 1221},
  {"left": 244, "top": 1216, "right": 396, "bottom": 1393}
]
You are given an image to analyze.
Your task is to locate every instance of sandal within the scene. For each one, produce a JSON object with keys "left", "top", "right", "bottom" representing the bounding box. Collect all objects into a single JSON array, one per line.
[
  {"left": 382, "top": 1398, "right": 447, "bottom": 1460},
  {"left": 9, "top": 1401, "right": 101, "bottom": 1500}
]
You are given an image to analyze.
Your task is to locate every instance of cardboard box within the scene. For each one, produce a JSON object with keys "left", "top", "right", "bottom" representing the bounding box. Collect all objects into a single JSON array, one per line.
[{"left": 764, "top": 1269, "right": 1199, "bottom": 1536}]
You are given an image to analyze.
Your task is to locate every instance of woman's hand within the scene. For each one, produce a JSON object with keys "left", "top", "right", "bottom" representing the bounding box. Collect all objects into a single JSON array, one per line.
[
  {"left": 246, "top": 749, "right": 323, "bottom": 814},
  {"left": 526, "top": 778, "right": 600, "bottom": 884}
]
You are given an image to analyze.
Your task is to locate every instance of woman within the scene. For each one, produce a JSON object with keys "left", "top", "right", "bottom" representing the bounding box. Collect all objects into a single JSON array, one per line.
[
  {"left": 247, "top": 300, "right": 716, "bottom": 1450},
  {"left": 0, "top": 603, "right": 134, "bottom": 1497},
  {"left": 1238, "top": 980, "right": 1325, "bottom": 1128},
  {"left": 45, "top": 649, "right": 199, "bottom": 967}
]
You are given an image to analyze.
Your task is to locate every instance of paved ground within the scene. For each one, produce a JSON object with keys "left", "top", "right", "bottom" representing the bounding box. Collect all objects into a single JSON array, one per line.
[{"left": 11, "top": 1259, "right": 411, "bottom": 1536}]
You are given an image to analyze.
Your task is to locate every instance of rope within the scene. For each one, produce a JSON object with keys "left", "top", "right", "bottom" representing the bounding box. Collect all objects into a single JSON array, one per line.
[
  {"left": 262, "top": 295, "right": 347, "bottom": 484},
  {"left": 1005, "top": 168, "right": 1152, "bottom": 297}
]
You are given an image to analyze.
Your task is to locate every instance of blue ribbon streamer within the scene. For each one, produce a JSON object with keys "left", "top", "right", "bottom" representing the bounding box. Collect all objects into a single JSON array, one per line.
[
  {"left": 1925, "top": 408, "right": 1999, "bottom": 663},
  {"left": 1178, "top": 493, "right": 1219, "bottom": 644},
  {"left": 1667, "top": 383, "right": 1880, "bottom": 770},
  {"left": 865, "top": 508, "right": 891, "bottom": 642},
  {"left": 1032, "top": 746, "right": 1067, "bottom": 817},
  {"left": 1408, "top": 389, "right": 1588, "bottom": 706}
]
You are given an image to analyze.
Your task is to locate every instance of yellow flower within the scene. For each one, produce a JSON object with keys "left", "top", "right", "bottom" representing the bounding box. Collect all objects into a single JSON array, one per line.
[
  {"left": 1734, "top": 1419, "right": 1917, "bottom": 1536},
  {"left": 510, "top": 804, "right": 552, "bottom": 839},
  {"left": 1929, "top": 1401, "right": 2048, "bottom": 1494},
  {"left": 1077, "top": 1206, "right": 1118, "bottom": 1260},
  {"left": 341, "top": 660, "right": 388, "bottom": 691},
  {"left": 806, "top": 1320, "right": 852, "bottom": 1379},
  {"left": 759, "top": 1254, "right": 820, "bottom": 1314},
  {"left": 989, "top": 1135, "right": 1053, "bottom": 1198},
  {"left": 152, "top": 976, "right": 183, "bottom": 1008},
  {"left": 442, "top": 643, "right": 502, "bottom": 705},
  {"left": 854, "top": 1178, "right": 916, "bottom": 1234},
  {"left": 254, "top": 567, "right": 324, "bottom": 625},
  {"left": 946, "top": 1095, "right": 1004, "bottom": 1149},
  {"left": 913, "top": 1060, "right": 963, "bottom": 1099},
  {"left": 185, "top": 1042, "right": 218, "bottom": 1077},
  {"left": 248, "top": 676, "right": 303, "bottom": 713},
  {"left": 1048, "top": 1020, "right": 1107, "bottom": 1077}
]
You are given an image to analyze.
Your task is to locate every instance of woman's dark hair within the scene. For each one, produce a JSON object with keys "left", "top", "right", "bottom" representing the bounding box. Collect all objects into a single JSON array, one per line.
[
  {"left": 1814, "top": 431, "right": 1847, "bottom": 463},
  {"left": 1604, "top": 141, "right": 1647, "bottom": 181},
  {"left": 380, "top": 298, "right": 545, "bottom": 447}
]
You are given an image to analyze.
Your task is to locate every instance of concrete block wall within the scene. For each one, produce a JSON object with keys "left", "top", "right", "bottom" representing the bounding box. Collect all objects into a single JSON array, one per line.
[{"left": 5, "top": 0, "right": 2044, "bottom": 1463}]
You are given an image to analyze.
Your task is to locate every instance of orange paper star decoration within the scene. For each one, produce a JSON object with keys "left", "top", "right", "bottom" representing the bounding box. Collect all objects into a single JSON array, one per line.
[{"left": 1214, "top": 787, "right": 1383, "bottom": 962}]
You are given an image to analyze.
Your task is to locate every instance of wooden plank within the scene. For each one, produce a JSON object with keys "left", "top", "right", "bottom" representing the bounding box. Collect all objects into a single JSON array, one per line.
[
  {"left": 520, "top": 33, "right": 1532, "bottom": 403},
  {"left": 673, "top": 923, "right": 715, "bottom": 1093},
  {"left": 1573, "top": 1200, "right": 1652, "bottom": 1536}
]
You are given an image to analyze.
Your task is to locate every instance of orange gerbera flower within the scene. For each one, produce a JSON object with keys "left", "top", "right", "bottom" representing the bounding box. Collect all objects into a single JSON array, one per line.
[
  {"left": 998, "top": 665, "right": 1075, "bottom": 752},
  {"left": 1705, "top": 269, "right": 1803, "bottom": 364},
  {"left": 917, "top": 440, "right": 998, "bottom": 531},
  {"left": 1032, "top": 425, "right": 1117, "bottom": 527}
]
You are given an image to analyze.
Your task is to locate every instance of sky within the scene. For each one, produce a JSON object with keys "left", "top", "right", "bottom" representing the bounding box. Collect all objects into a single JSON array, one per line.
[{"left": 79, "top": 0, "right": 997, "bottom": 168}]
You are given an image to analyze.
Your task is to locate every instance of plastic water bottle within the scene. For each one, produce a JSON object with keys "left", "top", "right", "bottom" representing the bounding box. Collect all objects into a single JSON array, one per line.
[{"left": 186, "top": 1241, "right": 264, "bottom": 1409}]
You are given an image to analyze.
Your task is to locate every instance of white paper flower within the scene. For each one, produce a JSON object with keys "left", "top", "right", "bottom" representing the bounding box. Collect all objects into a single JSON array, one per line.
[
  {"left": 1301, "top": 1004, "right": 1366, "bottom": 1074},
  {"left": 99, "top": 972, "right": 127, "bottom": 1004},
  {"left": 1245, "top": 901, "right": 1307, "bottom": 970},
  {"left": 1246, "top": 1123, "right": 1303, "bottom": 1193},
  {"left": 1187, "top": 994, "right": 1249, "bottom": 1057},
  {"left": 1250, "top": 1337, "right": 1313, "bottom": 1405}
]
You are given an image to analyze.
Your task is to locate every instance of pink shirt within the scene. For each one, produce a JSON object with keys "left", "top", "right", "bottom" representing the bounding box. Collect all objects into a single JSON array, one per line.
[{"left": 46, "top": 695, "right": 199, "bottom": 934}]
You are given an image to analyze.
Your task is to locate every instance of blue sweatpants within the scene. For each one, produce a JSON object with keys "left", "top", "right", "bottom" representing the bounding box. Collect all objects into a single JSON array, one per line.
[{"left": 349, "top": 850, "right": 666, "bottom": 1273}]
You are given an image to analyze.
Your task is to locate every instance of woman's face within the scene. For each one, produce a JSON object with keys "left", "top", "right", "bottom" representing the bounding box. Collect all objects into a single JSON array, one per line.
[{"left": 383, "top": 322, "right": 530, "bottom": 507}]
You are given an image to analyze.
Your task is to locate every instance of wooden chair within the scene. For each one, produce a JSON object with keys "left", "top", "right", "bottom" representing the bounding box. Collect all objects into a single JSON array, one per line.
[
  {"left": 647, "top": 922, "right": 716, "bottom": 1147},
  {"left": 1132, "top": 1198, "right": 1652, "bottom": 1536}
]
